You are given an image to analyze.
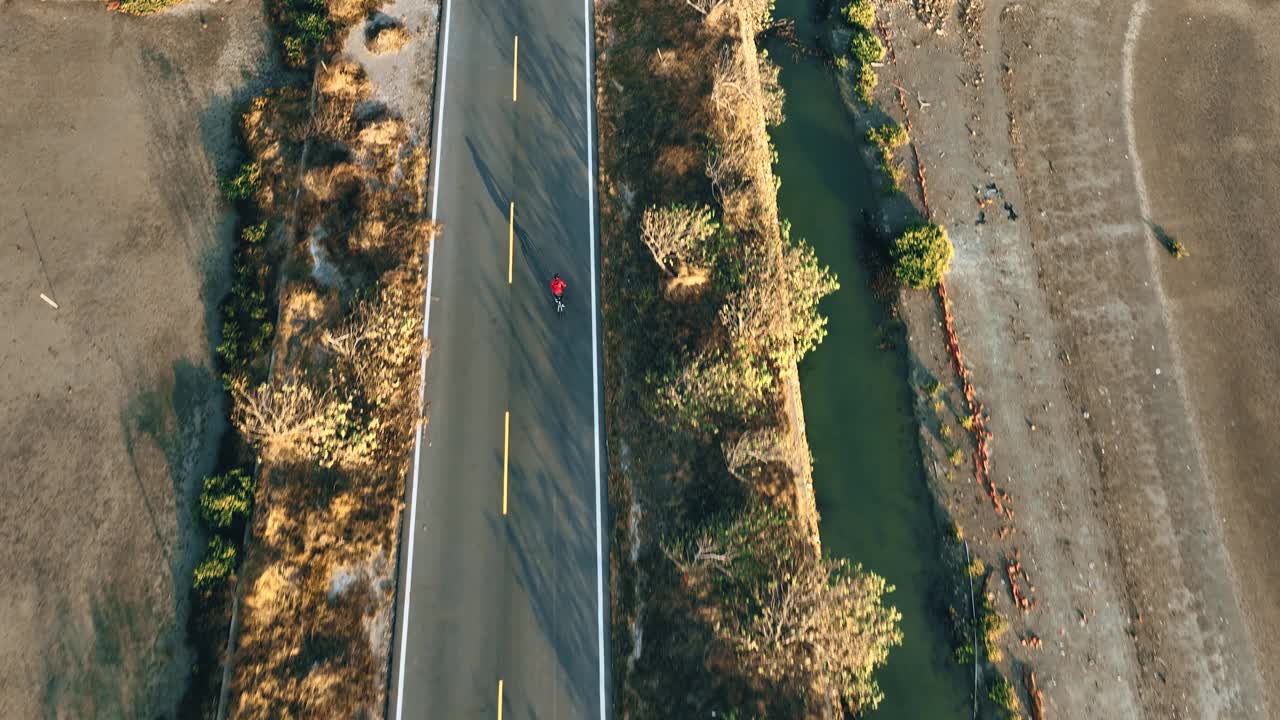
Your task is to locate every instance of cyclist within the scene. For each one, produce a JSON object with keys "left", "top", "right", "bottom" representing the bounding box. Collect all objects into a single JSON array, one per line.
[{"left": 550, "top": 273, "right": 567, "bottom": 300}]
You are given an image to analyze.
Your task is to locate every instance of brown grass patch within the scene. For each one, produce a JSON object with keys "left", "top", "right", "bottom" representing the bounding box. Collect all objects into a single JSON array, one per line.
[
  {"left": 276, "top": 281, "right": 338, "bottom": 364},
  {"left": 367, "top": 23, "right": 410, "bottom": 54}
]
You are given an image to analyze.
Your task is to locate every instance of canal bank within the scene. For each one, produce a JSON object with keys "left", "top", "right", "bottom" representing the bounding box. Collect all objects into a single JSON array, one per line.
[{"left": 765, "top": 1, "right": 972, "bottom": 716}]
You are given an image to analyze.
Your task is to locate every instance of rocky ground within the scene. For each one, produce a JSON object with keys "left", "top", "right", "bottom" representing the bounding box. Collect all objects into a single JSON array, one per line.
[
  {"left": 0, "top": 1, "right": 273, "bottom": 717},
  {"left": 875, "top": 0, "right": 1276, "bottom": 716}
]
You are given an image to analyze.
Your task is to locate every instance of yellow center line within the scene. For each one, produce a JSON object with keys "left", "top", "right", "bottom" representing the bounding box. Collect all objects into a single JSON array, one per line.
[
  {"left": 502, "top": 411, "right": 510, "bottom": 515},
  {"left": 512, "top": 36, "right": 519, "bottom": 102},
  {"left": 508, "top": 201, "right": 514, "bottom": 285},
  {"left": 497, "top": 679, "right": 504, "bottom": 720}
]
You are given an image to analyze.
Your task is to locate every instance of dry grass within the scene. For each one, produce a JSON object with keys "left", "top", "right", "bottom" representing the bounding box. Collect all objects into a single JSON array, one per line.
[{"left": 367, "top": 23, "right": 411, "bottom": 54}]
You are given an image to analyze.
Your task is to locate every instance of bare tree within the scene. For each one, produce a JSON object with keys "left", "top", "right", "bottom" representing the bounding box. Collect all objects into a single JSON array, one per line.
[
  {"left": 663, "top": 533, "right": 737, "bottom": 578},
  {"left": 231, "top": 377, "right": 336, "bottom": 459},
  {"left": 723, "top": 425, "right": 788, "bottom": 482},
  {"left": 640, "top": 204, "right": 717, "bottom": 278},
  {"left": 321, "top": 269, "right": 425, "bottom": 410},
  {"left": 710, "top": 46, "right": 748, "bottom": 115},
  {"left": 757, "top": 50, "right": 786, "bottom": 127},
  {"left": 683, "top": 0, "right": 726, "bottom": 16}
]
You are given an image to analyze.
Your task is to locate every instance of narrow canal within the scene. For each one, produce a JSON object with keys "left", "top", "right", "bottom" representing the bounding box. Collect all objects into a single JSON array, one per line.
[{"left": 765, "top": 1, "right": 972, "bottom": 716}]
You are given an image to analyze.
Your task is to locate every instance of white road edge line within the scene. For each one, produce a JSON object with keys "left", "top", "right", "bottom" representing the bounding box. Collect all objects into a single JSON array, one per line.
[
  {"left": 584, "top": 0, "right": 608, "bottom": 715},
  {"left": 395, "top": 0, "right": 453, "bottom": 716}
]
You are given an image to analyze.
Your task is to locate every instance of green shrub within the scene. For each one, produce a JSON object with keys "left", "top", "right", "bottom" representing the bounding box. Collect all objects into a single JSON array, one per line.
[
  {"left": 849, "top": 29, "right": 885, "bottom": 65},
  {"left": 295, "top": 12, "right": 333, "bottom": 45},
  {"left": 988, "top": 675, "right": 1021, "bottom": 718},
  {"left": 891, "top": 222, "right": 954, "bottom": 289},
  {"left": 220, "top": 162, "right": 261, "bottom": 203},
  {"left": 281, "top": 12, "right": 334, "bottom": 67},
  {"left": 967, "top": 558, "right": 985, "bottom": 579},
  {"left": 980, "top": 594, "right": 1009, "bottom": 662},
  {"left": 878, "top": 156, "right": 906, "bottom": 192},
  {"left": 854, "top": 63, "right": 878, "bottom": 105},
  {"left": 193, "top": 536, "right": 238, "bottom": 590},
  {"left": 199, "top": 469, "right": 257, "bottom": 530},
  {"left": 867, "top": 122, "right": 908, "bottom": 150},
  {"left": 241, "top": 221, "right": 269, "bottom": 245},
  {"left": 953, "top": 639, "right": 975, "bottom": 666},
  {"left": 949, "top": 447, "right": 964, "bottom": 467},
  {"left": 841, "top": 0, "right": 876, "bottom": 28},
  {"left": 283, "top": 36, "right": 308, "bottom": 67},
  {"left": 834, "top": 55, "right": 849, "bottom": 71},
  {"left": 949, "top": 605, "right": 976, "bottom": 665}
]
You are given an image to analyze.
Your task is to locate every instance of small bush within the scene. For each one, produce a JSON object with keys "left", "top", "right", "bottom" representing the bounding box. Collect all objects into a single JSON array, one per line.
[
  {"left": 949, "top": 447, "right": 964, "bottom": 467},
  {"left": 834, "top": 55, "right": 849, "bottom": 71},
  {"left": 891, "top": 222, "right": 954, "bottom": 289},
  {"left": 241, "top": 221, "right": 269, "bottom": 245},
  {"left": 925, "top": 379, "right": 942, "bottom": 396},
  {"left": 948, "top": 605, "right": 976, "bottom": 666},
  {"left": 283, "top": 36, "right": 308, "bottom": 67},
  {"left": 878, "top": 156, "right": 907, "bottom": 192},
  {"left": 988, "top": 675, "right": 1021, "bottom": 718},
  {"left": 849, "top": 29, "right": 885, "bottom": 65},
  {"left": 199, "top": 469, "right": 257, "bottom": 530},
  {"left": 841, "top": 0, "right": 876, "bottom": 29},
  {"left": 980, "top": 594, "right": 1009, "bottom": 662},
  {"left": 854, "top": 63, "right": 878, "bottom": 105},
  {"left": 867, "top": 122, "right": 908, "bottom": 150},
  {"left": 953, "top": 639, "right": 975, "bottom": 666},
  {"left": 940, "top": 424, "right": 953, "bottom": 440},
  {"left": 295, "top": 12, "right": 333, "bottom": 44},
  {"left": 961, "top": 414, "right": 976, "bottom": 431},
  {"left": 193, "top": 536, "right": 238, "bottom": 590},
  {"left": 967, "top": 558, "right": 985, "bottom": 579},
  {"left": 931, "top": 398, "right": 945, "bottom": 414},
  {"left": 220, "top": 162, "right": 261, "bottom": 203},
  {"left": 281, "top": 9, "right": 334, "bottom": 68}
]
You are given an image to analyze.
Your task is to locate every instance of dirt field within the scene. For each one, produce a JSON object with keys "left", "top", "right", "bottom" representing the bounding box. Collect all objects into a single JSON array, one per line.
[
  {"left": 874, "top": 0, "right": 1276, "bottom": 716},
  {"left": 0, "top": 2, "right": 272, "bottom": 717}
]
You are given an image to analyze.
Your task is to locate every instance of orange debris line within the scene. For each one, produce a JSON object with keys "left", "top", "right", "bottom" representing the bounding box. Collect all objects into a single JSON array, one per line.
[
  {"left": 1006, "top": 552, "right": 1036, "bottom": 613},
  {"left": 879, "top": 16, "right": 1009, "bottom": 522},
  {"left": 1025, "top": 667, "right": 1046, "bottom": 720}
]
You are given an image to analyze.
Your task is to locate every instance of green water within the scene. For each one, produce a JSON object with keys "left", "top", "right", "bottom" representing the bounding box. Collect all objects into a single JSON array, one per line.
[{"left": 767, "top": 2, "right": 972, "bottom": 717}]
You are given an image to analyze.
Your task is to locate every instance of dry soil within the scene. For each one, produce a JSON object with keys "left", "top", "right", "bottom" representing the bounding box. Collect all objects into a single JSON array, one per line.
[
  {"left": 876, "top": 0, "right": 1276, "bottom": 716},
  {"left": 0, "top": 2, "right": 272, "bottom": 717}
]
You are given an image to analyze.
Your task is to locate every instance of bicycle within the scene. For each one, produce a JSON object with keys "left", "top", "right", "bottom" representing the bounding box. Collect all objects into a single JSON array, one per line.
[{"left": 550, "top": 274, "right": 567, "bottom": 315}]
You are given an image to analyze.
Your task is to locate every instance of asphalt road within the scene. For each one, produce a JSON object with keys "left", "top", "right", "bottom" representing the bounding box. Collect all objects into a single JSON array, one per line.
[{"left": 388, "top": 0, "right": 609, "bottom": 717}]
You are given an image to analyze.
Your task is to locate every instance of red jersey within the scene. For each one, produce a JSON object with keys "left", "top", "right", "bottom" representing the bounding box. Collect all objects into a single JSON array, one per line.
[{"left": 550, "top": 277, "right": 567, "bottom": 296}]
